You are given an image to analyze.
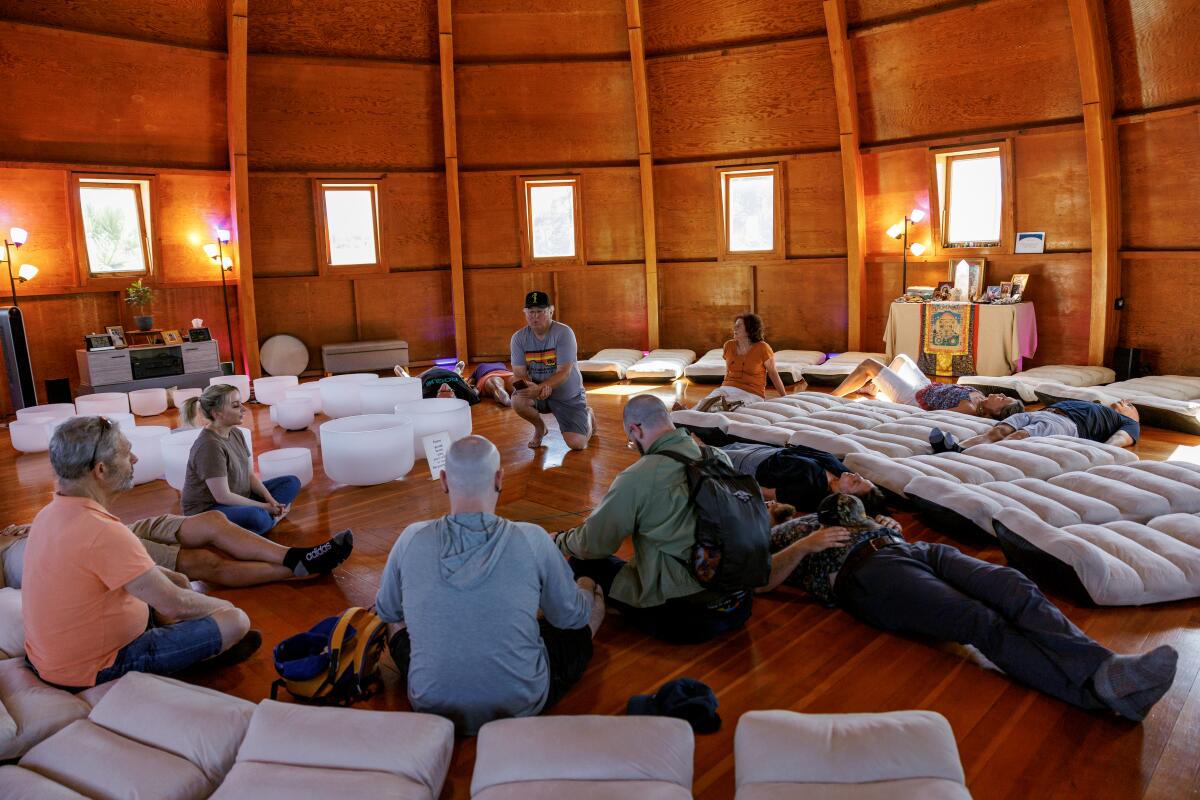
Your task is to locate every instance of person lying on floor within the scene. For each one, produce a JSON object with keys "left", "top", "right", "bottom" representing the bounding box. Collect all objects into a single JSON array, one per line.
[
  {"left": 554, "top": 395, "right": 754, "bottom": 644},
  {"left": 929, "top": 398, "right": 1141, "bottom": 452},
  {"left": 396, "top": 361, "right": 483, "bottom": 405},
  {"left": 181, "top": 384, "right": 302, "bottom": 536},
  {"left": 831, "top": 353, "right": 1023, "bottom": 419},
  {"left": 23, "top": 417, "right": 263, "bottom": 689},
  {"left": 376, "top": 435, "right": 604, "bottom": 736},
  {"left": 720, "top": 441, "right": 891, "bottom": 518},
  {"left": 761, "top": 493, "right": 1177, "bottom": 722},
  {"left": 2, "top": 513, "right": 352, "bottom": 589},
  {"left": 467, "top": 361, "right": 517, "bottom": 407}
]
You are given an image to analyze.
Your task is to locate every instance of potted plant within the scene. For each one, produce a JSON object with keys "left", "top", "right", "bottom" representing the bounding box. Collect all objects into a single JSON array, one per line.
[{"left": 125, "top": 279, "right": 154, "bottom": 331}]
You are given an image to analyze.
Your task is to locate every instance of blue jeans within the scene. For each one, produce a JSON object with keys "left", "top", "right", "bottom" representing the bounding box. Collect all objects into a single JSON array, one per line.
[
  {"left": 95, "top": 616, "right": 223, "bottom": 684},
  {"left": 211, "top": 475, "right": 302, "bottom": 536}
]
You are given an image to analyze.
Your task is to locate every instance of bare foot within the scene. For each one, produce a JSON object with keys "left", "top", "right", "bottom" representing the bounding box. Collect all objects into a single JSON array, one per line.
[
  {"left": 671, "top": 401, "right": 685, "bottom": 411},
  {"left": 858, "top": 382, "right": 877, "bottom": 398},
  {"left": 394, "top": 365, "right": 410, "bottom": 378},
  {"left": 586, "top": 407, "right": 597, "bottom": 441},
  {"left": 493, "top": 387, "right": 511, "bottom": 407},
  {"left": 528, "top": 422, "right": 547, "bottom": 448}
]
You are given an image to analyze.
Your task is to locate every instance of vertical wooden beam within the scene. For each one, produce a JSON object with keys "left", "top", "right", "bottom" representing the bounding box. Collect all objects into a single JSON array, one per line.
[
  {"left": 226, "top": 0, "right": 260, "bottom": 377},
  {"left": 1068, "top": 0, "right": 1121, "bottom": 366},
  {"left": 437, "top": 0, "right": 469, "bottom": 363},
  {"left": 626, "top": 0, "right": 660, "bottom": 350},
  {"left": 823, "top": 0, "right": 867, "bottom": 352}
]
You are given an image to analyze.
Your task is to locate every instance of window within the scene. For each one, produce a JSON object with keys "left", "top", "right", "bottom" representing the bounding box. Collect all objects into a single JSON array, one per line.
[
  {"left": 936, "top": 147, "right": 1003, "bottom": 249},
  {"left": 77, "top": 178, "right": 153, "bottom": 276},
  {"left": 318, "top": 182, "right": 381, "bottom": 268},
  {"left": 522, "top": 178, "right": 582, "bottom": 263},
  {"left": 720, "top": 167, "right": 779, "bottom": 256}
]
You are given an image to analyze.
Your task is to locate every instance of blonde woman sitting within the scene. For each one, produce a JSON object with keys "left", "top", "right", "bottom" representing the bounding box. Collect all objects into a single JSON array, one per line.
[{"left": 180, "top": 384, "right": 301, "bottom": 536}]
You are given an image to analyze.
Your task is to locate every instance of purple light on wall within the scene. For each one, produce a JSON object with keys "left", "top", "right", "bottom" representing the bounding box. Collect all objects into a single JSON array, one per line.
[{"left": 434, "top": 357, "right": 459, "bottom": 368}]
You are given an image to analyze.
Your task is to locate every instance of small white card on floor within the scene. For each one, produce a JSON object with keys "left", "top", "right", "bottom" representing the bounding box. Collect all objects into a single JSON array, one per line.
[{"left": 422, "top": 432, "right": 452, "bottom": 480}]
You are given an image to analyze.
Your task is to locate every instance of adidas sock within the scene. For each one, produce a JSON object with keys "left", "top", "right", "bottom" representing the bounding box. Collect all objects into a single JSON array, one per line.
[{"left": 285, "top": 530, "right": 354, "bottom": 577}]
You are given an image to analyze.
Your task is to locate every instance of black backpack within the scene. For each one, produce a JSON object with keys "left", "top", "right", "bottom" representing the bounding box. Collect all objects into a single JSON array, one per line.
[{"left": 658, "top": 446, "right": 772, "bottom": 594}]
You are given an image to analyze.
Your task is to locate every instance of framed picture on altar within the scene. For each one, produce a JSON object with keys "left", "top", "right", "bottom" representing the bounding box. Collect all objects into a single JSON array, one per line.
[
  {"left": 1010, "top": 273, "right": 1030, "bottom": 299},
  {"left": 948, "top": 258, "right": 986, "bottom": 301},
  {"left": 999, "top": 281, "right": 1015, "bottom": 299}
]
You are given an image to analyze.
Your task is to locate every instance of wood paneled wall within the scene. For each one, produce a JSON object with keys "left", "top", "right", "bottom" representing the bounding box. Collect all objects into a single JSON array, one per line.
[{"left": 3, "top": 0, "right": 1200, "bottom": 417}]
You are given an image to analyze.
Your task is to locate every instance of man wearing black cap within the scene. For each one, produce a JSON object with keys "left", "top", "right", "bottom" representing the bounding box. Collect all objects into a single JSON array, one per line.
[{"left": 510, "top": 291, "right": 595, "bottom": 450}]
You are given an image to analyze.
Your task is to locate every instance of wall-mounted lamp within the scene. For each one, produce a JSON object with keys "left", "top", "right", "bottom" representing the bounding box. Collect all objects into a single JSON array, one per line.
[
  {"left": 202, "top": 229, "right": 237, "bottom": 368},
  {"left": 2, "top": 227, "right": 38, "bottom": 308},
  {"left": 887, "top": 208, "right": 926, "bottom": 294}
]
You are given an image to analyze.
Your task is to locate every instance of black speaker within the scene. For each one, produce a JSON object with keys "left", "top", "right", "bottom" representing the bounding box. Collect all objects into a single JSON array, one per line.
[
  {"left": 0, "top": 306, "right": 37, "bottom": 411},
  {"left": 1113, "top": 346, "right": 1141, "bottom": 382}
]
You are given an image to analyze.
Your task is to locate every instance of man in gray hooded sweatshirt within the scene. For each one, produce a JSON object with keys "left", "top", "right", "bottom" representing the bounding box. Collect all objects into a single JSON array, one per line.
[{"left": 376, "top": 435, "right": 604, "bottom": 734}]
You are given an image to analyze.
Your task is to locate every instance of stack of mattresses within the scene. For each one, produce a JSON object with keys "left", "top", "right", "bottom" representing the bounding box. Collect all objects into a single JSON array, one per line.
[
  {"left": 672, "top": 393, "right": 910, "bottom": 447},
  {"left": 685, "top": 349, "right": 826, "bottom": 384},
  {"left": 798, "top": 352, "right": 887, "bottom": 385},
  {"left": 625, "top": 349, "right": 697, "bottom": 382},
  {"left": 957, "top": 365, "right": 1115, "bottom": 402},
  {"left": 577, "top": 349, "right": 644, "bottom": 381},
  {"left": 1033, "top": 375, "right": 1200, "bottom": 434}
]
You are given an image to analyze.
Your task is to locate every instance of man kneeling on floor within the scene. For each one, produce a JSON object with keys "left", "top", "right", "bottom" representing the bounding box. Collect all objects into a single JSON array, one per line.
[
  {"left": 555, "top": 395, "right": 754, "bottom": 644},
  {"left": 23, "top": 417, "right": 261, "bottom": 690},
  {"left": 376, "top": 435, "right": 604, "bottom": 735},
  {"left": 762, "top": 493, "right": 1177, "bottom": 722}
]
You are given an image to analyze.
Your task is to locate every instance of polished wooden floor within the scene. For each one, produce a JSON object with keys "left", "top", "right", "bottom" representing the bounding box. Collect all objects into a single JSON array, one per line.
[{"left": 5, "top": 381, "right": 1200, "bottom": 799}]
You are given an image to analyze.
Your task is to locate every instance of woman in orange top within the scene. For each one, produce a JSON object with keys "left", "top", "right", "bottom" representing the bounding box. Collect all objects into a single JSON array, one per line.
[{"left": 689, "top": 313, "right": 790, "bottom": 411}]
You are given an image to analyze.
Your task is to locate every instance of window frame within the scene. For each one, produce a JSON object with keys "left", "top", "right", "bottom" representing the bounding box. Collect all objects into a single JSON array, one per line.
[
  {"left": 517, "top": 175, "right": 586, "bottom": 268},
  {"left": 71, "top": 174, "right": 157, "bottom": 284},
  {"left": 313, "top": 179, "right": 385, "bottom": 274},
  {"left": 928, "top": 141, "right": 1014, "bottom": 256},
  {"left": 715, "top": 164, "right": 785, "bottom": 261}
]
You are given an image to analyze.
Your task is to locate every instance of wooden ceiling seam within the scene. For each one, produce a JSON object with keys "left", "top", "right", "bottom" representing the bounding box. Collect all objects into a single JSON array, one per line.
[
  {"left": 822, "top": 0, "right": 866, "bottom": 352},
  {"left": 847, "top": 0, "right": 1025, "bottom": 38},
  {"left": 0, "top": 18, "right": 227, "bottom": 58},
  {"left": 438, "top": 0, "right": 470, "bottom": 363},
  {"left": 626, "top": 0, "right": 660, "bottom": 351},
  {"left": 1067, "top": 0, "right": 1121, "bottom": 367},
  {"left": 644, "top": 30, "right": 829, "bottom": 62},
  {"left": 227, "top": 0, "right": 261, "bottom": 378}
]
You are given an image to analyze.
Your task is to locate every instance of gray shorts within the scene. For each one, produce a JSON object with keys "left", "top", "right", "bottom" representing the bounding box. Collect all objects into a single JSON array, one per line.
[
  {"left": 535, "top": 391, "right": 592, "bottom": 435},
  {"left": 1004, "top": 411, "right": 1079, "bottom": 439}
]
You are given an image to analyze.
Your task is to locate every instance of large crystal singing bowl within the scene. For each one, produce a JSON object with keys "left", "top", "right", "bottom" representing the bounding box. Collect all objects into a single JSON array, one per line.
[
  {"left": 252, "top": 375, "right": 298, "bottom": 406},
  {"left": 285, "top": 384, "right": 323, "bottom": 415},
  {"left": 100, "top": 412, "right": 136, "bottom": 434},
  {"left": 275, "top": 398, "right": 315, "bottom": 431},
  {"left": 360, "top": 377, "right": 422, "bottom": 414},
  {"left": 319, "top": 374, "right": 380, "bottom": 419},
  {"left": 9, "top": 413, "right": 53, "bottom": 453},
  {"left": 16, "top": 404, "right": 75, "bottom": 422},
  {"left": 319, "top": 414, "right": 414, "bottom": 486},
  {"left": 127, "top": 426, "right": 170, "bottom": 484},
  {"left": 162, "top": 429, "right": 204, "bottom": 490},
  {"left": 210, "top": 375, "right": 252, "bottom": 403},
  {"left": 75, "top": 393, "right": 130, "bottom": 415},
  {"left": 171, "top": 388, "right": 201, "bottom": 409},
  {"left": 392, "top": 398, "right": 472, "bottom": 457},
  {"left": 259, "top": 448, "right": 314, "bottom": 488},
  {"left": 129, "top": 388, "right": 169, "bottom": 417}
]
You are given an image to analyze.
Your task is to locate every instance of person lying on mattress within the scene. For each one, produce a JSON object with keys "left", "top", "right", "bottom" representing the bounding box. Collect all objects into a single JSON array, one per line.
[
  {"left": 759, "top": 493, "right": 1177, "bottom": 722},
  {"left": 720, "top": 442, "right": 891, "bottom": 519},
  {"left": 928, "top": 398, "right": 1141, "bottom": 452},
  {"left": 830, "top": 353, "right": 1023, "bottom": 419}
]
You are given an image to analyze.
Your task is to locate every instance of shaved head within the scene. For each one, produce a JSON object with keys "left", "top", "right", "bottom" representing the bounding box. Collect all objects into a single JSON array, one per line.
[
  {"left": 623, "top": 394, "right": 672, "bottom": 428},
  {"left": 444, "top": 435, "right": 502, "bottom": 498}
]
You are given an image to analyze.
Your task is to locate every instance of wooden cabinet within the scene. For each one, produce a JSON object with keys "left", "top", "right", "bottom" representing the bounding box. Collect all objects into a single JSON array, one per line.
[{"left": 76, "top": 341, "right": 222, "bottom": 394}]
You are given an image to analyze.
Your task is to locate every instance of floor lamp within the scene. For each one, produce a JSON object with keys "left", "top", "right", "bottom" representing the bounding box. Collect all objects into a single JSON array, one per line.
[
  {"left": 2, "top": 227, "right": 39, "bottom": 308},
  {"left": 886, "top": 209, "right": 927, "bottom": 293},
  {"left": 203, "top": 229, "right": 237, "bottom": 370}
]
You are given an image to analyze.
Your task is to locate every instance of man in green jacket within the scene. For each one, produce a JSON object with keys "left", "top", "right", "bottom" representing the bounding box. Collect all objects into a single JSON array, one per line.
[{"left": 554, "top": 394, "right": 752, "bottom": 643}]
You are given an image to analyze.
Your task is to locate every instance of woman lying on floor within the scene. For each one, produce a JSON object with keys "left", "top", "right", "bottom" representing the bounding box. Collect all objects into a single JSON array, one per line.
[{"left": 759, "top": 494, "right": 1178, "bottom": 722}]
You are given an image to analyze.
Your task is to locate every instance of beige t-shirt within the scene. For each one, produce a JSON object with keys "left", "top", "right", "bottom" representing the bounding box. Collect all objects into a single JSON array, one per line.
[{"left": 181, "top": 427, "right": 253, "bottom": 515}]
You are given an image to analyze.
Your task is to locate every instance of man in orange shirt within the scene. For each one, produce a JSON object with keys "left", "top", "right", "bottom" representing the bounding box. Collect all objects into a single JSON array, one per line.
[{"left": 23, "top": 417, "right": 260, "bottom": 688}]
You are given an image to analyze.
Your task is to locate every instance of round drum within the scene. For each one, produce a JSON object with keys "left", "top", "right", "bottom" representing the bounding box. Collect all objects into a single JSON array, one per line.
[{"left": 260, "top": 334, "right": 310, "bottom": 377}]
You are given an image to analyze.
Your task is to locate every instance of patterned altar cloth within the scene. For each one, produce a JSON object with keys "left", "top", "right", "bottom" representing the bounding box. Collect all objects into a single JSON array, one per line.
[{"left": 917, "top": 302, "right": 979, "bottom": 377}]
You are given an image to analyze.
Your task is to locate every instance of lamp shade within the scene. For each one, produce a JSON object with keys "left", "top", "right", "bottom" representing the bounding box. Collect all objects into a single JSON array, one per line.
[
  {"left": 886, "top": 223, "right": 904, "bottom": 239},
  {"left": 17, "top": 264, "right": 37, "bottom": 282},
  {"left": 909, "top": 208, "right": 926, "bottom": 224},
  {"left": 9, "top": 227, "right": 27, "bottom": 246},
  {"left": 203, "top": 243, "right": 219, "bottom": 259},
  {"left": 217, "top": 228, "right": 232, "bottom": 244},
  {"left": 910, "top": 242, "right": 926, "bottom": 257}
]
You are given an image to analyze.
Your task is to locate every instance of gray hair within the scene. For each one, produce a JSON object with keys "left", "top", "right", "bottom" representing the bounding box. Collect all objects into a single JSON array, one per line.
[
  {"left": 623, "top": 394, "right": 672, "bottom": 428},
  {"left": 49, "top": 416, "right": 124, "bottom": 480},
  {"left": 444, "top": 435, "right": 501, "bottom": 496}
]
